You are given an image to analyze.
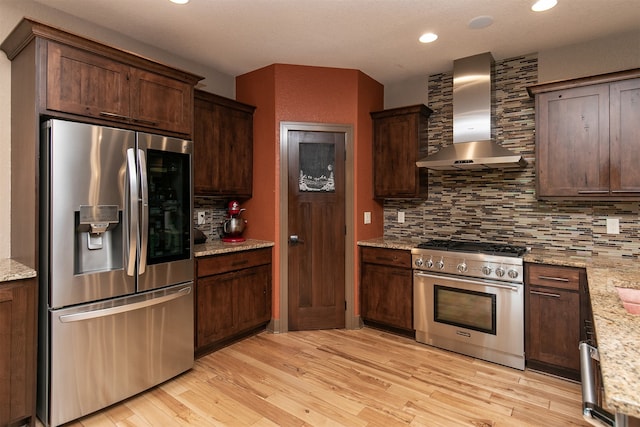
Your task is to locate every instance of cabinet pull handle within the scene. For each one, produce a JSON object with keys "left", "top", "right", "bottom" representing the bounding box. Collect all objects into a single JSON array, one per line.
[
  {"left": 99, "top": 111, "right": 129, "bottom": 120},
  {"left": 537, "top": 275, "right": 569, "bottom": 282},
  {"left": 530, "top": 290, "right": 560, "bottom": 298},
  {"left": 375, "top": 256, "right": 397, "bottom": 262},
  {"left": 231, "top": 259, "right": 249, "bottom": 267},
  {"left": 577, "top": 190, "right": 609, "bottom": 194},
  {"left": 132, "top": 118, "right": 159, "bottom": 126},
  {"left": 611, "top": 190, "right": 640, "bottom": 194}
]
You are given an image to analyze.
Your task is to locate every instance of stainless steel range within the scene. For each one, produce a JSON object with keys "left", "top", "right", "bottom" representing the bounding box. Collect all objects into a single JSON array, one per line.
[{"left": 412, "top": 240, "right": 527, "bottom": 370}]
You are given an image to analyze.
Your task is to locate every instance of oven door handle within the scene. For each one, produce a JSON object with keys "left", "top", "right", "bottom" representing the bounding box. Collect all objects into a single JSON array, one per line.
[{"left": 414, "top": 272, "right": 521, "bottom": 291}]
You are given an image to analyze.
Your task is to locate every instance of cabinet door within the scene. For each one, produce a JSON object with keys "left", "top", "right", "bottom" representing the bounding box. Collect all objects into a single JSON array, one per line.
[
  {"left": 196, "top": 273, "right": 237, "bottom": 348},
  {"left": 527, "top": 286, "right": 580, "bottom": 372},
  {"left": 129, "top": 68, "right": 193, "bottom": 135},
  {"left": 193, "top": 91, "right": 255, "bottom": 197},
  {"left": 193, "top": 96, "right": 217, "bottom": 195},
  {"left": 361, "top": 263, "right": 412, "bottom": 330},
  {"left": 46, "top": 42, "right": 130, "bottom": 121},
  {"left": 372, "top": 113, "right": 421, "bottom": 198},
  {"left": 536, "top": 85, "right": 610, "bottom": 198},
  {"left": 610, "top": 78, "right": 640, "bottom": 195},
  {"left": 213, "top": 102, "right": 254, "bottom": 196},
  {"left": 0, "top": 280, "right": 37, "bottom": 427},
  {"left": 236, "top": 264, "right": 272, "bottom": 332}
]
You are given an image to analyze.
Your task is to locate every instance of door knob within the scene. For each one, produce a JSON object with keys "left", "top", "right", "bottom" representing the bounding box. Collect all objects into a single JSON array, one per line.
[{"left": 289, "top": 235, "right": 304, "bottom": 244}]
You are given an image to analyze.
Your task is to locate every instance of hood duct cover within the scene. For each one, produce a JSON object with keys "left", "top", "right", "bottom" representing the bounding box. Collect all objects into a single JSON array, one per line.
[{"left": 416, "top": 52, "right": 526, "bottom": 170}]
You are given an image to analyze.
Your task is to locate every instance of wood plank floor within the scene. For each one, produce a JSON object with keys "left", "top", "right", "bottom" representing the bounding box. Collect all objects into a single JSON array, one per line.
[{"left": 58, "top": 328, "right": 592, "bottom": 426}]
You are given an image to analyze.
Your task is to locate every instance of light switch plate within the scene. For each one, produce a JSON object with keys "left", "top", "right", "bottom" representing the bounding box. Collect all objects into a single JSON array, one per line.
[
  {"left": 197, "top": 210, "right": 206, "bottom": 225},
  {"left": 364, "top": 211, "right": 371, "bottom": 224},
  {"left": 398, "top": 211, "right": 405, "bottom": 223},
  {"left": 606, "top": 218, "right": 620, "bottom": 234}
]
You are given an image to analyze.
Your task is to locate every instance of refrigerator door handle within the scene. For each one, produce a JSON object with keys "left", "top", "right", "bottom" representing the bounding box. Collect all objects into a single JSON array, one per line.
[
  {"left": 58, "top": 286, "right": 192, "bottom": 323},
  {"left": 138, "top": 148, "right": 148, "bottom": 275},
  {"left": 126, "top": 148, "right": 139, "bottom": 277}
]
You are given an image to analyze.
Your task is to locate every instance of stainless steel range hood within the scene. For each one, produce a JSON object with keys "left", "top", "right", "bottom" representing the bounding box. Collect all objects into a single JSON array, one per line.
[{"left": 416, "top": 52, "right": 526, "bottom": 170}]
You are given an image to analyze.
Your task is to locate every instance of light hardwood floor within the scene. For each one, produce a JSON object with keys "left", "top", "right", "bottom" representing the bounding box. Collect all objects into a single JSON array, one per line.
[{"left": 58, "top": 328, "right": 592, "bottom": 426}]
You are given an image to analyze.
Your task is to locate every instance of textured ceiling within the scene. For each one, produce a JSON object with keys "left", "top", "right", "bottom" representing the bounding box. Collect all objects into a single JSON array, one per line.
[{"left": 34, "top": 0, "right": 640, "bottom": 84}]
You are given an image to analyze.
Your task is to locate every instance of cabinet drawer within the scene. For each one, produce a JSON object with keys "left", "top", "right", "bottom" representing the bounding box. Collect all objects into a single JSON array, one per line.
[
  {"left": 197, "top": 248, "right": 271, "bottom": 278},
  {"left": 360, "top": 247, "right": 411, "bottom": 268},
  {"left": 526, "top": 264, "right": 581, "bottom": 291}
]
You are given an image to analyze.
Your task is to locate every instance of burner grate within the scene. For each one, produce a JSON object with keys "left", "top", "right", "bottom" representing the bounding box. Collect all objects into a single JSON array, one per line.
[{"left": 417, "top": 239, "right": 527, "bottom": 257}]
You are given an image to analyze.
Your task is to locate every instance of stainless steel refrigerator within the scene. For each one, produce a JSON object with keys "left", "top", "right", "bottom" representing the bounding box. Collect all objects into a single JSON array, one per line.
[{"left": 38, "top": 119, "right": 194, "bottom": 427}]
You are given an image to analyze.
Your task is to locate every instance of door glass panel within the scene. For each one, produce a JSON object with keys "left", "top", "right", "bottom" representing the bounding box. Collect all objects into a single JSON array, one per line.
[
  {"left": 147, "top": 149, "right": 190, "bottom": 264},
  {"left": 434, "top": 285, "right": 496, "bottom": 334},
  {"left": 298, "top": 142, "right": 335, "bottom": 192}
]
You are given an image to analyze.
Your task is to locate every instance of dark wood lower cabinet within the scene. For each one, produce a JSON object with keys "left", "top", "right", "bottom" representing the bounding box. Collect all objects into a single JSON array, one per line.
[
  {"left": 360, "top": 247, "right": 413, "bottom": 334},
  {"left": 0, "top": 277, "right": 37, "bottom": 427},
  {"left": 525, "top": 263, "right": 586, "bottom": 381},
  {"left": 195, "top": 248, "right": 272, "bottom": 357}
]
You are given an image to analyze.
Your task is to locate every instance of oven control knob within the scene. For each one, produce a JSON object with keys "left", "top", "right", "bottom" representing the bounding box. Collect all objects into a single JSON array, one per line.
[
  {"left": 457, "top": 262, "right": 468, "bottom": 273},
  {"left": 415, "top": 258, "right": 424, "bottom": 268},
  {"left": 436, "top": 259, "right": 445, "bottom": 270},
  {"left": 508, "top": 269, "right": 519, "bottom": 279},
  {"left": 482, "top": 266, "right": 492, "bottom": 276},
  {"left": 426, "top": 258, "right": 434, "bottom": 268},
  {"left": 495, "top": 267, "right": 505, "bottom": 277}
]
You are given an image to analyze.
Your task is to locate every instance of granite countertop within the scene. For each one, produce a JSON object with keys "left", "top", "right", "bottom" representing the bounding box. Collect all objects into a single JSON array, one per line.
[
  {"left": 356, "top": 237, "right": 417, "bottom": 251},
  {"left": 0, "top": 259, "right": 37, "bottom": 283},
  {"left": 359, "top": 239, "right": 640, "bottom": 418},
  {"left": 194, "top": 238, "right": 274, "bottom": 257}
]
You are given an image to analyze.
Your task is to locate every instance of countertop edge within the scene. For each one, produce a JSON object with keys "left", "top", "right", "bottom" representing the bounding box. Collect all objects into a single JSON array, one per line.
[
  {"left": 194, "top": 239, "right": 275, "bottom": 257},
  {"left": 0, "top": 259, "right": 37, "bottom": 283}
]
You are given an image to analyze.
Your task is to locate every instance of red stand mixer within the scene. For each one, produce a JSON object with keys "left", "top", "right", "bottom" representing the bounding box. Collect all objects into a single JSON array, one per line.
[{"left": 221, "top": 200, "right": 247, "bottom": 242}]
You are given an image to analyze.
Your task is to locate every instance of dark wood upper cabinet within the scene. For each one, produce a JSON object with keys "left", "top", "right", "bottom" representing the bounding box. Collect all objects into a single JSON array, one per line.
[
  {"left": 193, "top": 90, "right": 256, "bottom": 198},
  {"left": 370, "top": 104, "right": 432, "bottom": 199},
  {"left": 2, "top": 18, "right": 202, "bottom": 137},
  {"left": 528, "top": 69, "right": 640, "bottom": 200}
]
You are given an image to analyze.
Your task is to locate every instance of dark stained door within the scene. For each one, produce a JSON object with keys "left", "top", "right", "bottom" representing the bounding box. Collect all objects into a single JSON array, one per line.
[{"left": 287, "top": 131, "right": 345, "bottom": 330}]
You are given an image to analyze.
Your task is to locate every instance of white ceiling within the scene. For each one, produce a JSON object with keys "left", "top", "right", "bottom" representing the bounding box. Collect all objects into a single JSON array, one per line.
[{"left": 34, "top": 0, "right": 640, "bottom": 85}]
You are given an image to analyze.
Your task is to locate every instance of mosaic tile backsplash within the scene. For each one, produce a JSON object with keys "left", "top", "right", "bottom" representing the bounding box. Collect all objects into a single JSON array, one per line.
[
  {"left": 384, "top": 54, "right": 640, "bottom": 259},
  {"left": 193, "top": 197, "right": 232, "bottom": 242}
]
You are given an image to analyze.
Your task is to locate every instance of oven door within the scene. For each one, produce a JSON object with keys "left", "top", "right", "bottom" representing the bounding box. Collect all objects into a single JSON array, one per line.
[{"left": 414, "top": 271, "right": 525, "bottom": 370}]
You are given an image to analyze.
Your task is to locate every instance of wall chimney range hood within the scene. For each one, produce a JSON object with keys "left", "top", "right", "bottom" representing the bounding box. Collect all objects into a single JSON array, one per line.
[{"left": 416, "top": 52, "right": 526, "bottom": 170}]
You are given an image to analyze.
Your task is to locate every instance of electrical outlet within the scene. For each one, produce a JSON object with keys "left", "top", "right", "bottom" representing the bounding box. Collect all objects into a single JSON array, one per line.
[
  {"left": 606, "top": 218, "right": 620, "bottom": 234},
  {"left": 398, "top": 211, "right": 405, "bottom": 223},
  {"left": 364, "top": 211, "right": 371, "bottom": 224},
  {"left": 197, "top": 210, "right": 206, "bottom": 225}
]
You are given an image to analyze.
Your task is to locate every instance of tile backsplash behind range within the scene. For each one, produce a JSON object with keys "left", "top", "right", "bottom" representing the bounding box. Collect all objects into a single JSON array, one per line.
[{"left": 384, "top": 54, "right": 640, "bottom": 259}]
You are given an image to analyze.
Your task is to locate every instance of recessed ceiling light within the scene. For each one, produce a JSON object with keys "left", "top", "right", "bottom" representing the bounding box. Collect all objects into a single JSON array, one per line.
[
  {"left": 169, "top": 0, "right": 189, "bottom": 4},
  {"left": 531, "top": 0, "right": 557, "bottom": 12},
  {"left": 468, "top": 16, "right": 494, "bottom": 29},
  {"left": 419, "top": 33, "right": 438, "bottom": 43}
]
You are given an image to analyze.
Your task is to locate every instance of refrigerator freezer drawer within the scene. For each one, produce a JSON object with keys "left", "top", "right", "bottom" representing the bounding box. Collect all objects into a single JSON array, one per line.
[{"left": 46, "top": 283, "right": 194, "bottom": 427}]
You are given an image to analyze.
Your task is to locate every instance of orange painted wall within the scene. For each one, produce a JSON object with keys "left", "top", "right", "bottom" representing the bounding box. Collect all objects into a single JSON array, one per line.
[{"left": 236, "top": 64, "right": 384, "bottom": 320}]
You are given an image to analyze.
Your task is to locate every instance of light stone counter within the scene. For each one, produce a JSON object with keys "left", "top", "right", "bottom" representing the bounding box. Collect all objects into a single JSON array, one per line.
[
  {"left": 356, "top": 237, "right": 417, "bottom": 251},
  {"left": 194, "top": 239, "right": 274, "bottom": 257},
  {"left": 0, "top": 259, "right": 37, "bottom": 283},
  {"left": 525, "top": 249, "right": 640, "bottom": 419}
]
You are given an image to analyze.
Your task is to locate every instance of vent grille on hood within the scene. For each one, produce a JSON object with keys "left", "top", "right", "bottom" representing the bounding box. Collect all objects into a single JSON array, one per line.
[{"left": 416, "top": 52, "right": 526, "bottom": 170}]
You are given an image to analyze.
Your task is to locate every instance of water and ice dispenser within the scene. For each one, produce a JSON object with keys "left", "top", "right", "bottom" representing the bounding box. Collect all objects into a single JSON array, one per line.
[{"left": 75, "top": 205, "right": 123, "bottom": 274}]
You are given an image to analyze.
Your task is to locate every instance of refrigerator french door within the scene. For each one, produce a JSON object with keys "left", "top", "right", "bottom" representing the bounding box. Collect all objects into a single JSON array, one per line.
[{"left": 38, "top": 119, "right": 194, "bottom": 427}]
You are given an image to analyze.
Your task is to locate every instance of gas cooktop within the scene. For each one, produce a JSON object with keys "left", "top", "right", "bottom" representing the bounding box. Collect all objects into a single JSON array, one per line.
[{"left": 416, "top": 239, "right": 527, "bottom": 258}]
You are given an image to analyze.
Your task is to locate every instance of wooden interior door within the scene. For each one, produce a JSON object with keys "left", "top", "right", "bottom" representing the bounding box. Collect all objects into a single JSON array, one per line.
[{"left": 287, "top": 130, "right": 345, "bottom": 330}]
